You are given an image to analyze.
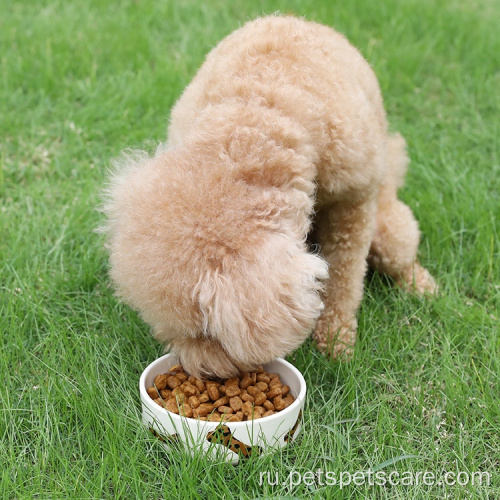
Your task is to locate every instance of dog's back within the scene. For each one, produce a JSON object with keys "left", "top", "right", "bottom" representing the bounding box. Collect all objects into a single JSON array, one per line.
[{"left": 168, "top": 16, "right": 387, "bottom": 202}]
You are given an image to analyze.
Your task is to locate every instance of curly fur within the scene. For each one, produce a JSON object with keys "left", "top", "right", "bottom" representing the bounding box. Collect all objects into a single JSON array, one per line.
[{"left": 102, "top": 16, "right": 436, "bottom": 377}]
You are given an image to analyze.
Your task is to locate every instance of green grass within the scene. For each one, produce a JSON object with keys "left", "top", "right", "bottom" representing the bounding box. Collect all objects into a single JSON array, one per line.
[{"left": 1, "top": 0, "right": 498, "bottom": 498}]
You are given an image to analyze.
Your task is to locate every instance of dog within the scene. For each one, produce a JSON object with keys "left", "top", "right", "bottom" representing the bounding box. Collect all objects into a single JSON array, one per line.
[{"left": 102, "top": 15, "right": 437, "bottom": 378}]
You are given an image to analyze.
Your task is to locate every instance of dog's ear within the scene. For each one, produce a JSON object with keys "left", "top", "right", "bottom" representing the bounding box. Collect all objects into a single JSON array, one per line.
[{"left": 191, "top": 231, "right": 328, "bottom": 373}]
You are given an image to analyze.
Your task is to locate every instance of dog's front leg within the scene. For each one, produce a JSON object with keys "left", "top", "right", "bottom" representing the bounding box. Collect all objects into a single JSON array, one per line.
[{"left": 312, "top": 197, "right": 377, "bottom": 359}]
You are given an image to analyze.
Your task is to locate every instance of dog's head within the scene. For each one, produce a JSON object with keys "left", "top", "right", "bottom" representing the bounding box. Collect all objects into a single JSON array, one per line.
[{"left": 102, "top": 146, "right": 327, "bottom": 378}]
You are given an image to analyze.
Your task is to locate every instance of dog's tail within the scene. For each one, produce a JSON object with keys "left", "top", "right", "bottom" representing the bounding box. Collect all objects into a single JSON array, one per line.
[{"left": 385, "top": 133, "right": 409, "bottom": 189}]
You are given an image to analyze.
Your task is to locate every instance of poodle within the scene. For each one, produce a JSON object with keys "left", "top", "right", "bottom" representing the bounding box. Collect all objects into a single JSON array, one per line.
[{"left": 102, "top": 15, "right": 437, "bottom": 378}]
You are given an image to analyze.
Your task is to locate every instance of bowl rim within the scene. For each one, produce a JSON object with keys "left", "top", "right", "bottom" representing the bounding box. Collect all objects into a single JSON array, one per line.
[{"left": 139, "top": 353, "right": 306, "bottom": 428}]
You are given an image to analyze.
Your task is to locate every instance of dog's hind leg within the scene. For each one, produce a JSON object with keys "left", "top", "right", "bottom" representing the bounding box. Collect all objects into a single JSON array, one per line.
[{"left": 367, "top": 134, "right": 437, "bottom": 294}]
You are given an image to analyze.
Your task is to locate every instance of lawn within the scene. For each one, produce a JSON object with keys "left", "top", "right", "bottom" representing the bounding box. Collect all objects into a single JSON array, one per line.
[{"left": 1, "top": 0, "right": 498, "bottom": 498}]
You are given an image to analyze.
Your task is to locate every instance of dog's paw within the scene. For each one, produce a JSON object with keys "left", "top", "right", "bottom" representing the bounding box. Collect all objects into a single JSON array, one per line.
[
  {"left": 396, "top": 263, "right": 438, "bottom": 296},
  {"left": 313, "top": 317, "right": 356, "bottom": 361}
]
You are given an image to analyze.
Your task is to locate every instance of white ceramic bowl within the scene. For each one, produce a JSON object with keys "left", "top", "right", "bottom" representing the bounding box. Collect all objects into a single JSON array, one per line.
[{"left": 139, "top": 353, "right": 306, "bottom": 464}]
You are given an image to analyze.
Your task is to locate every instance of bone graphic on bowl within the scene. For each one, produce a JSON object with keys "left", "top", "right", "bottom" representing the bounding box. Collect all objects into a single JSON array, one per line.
[
  {"left": 284, "top": 409, "right": 302, "bottom": 443},
  {"left": 149, "top": 427, "right": 180, "bottom": 444},
  {"left": 206, "top": 425, "right": 262, "bottom": 458}
]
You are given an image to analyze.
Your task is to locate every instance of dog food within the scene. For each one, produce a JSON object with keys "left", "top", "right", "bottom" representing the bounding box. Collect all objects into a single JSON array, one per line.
[{"left": 146, "top": 364, "right": 295, "bottom": 422}]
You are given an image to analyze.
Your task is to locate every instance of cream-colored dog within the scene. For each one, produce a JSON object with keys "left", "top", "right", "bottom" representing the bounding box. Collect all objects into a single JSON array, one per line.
[{"left": 103, "top": 16, "right": 436, "bottom": 377}]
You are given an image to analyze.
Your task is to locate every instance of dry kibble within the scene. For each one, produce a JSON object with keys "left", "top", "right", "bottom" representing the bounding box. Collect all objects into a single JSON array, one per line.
[
  {"left": 273, "top": 396, "right": 286, "bottom": 411},
  {"left": 169, "top": 364, "right": 184, "bottom": 373},
  {"left": 195, "top": 380, "right": 206, "bottom": 392},
  {"left": 213, "top": 396, "right": 229, "bottom": 408},
  {"left": 188, "top": 396, "right": 200, "bottom": 408},
  {"left": 195, "top": 403, "right": 214, "bottom": 417},
  {"left": 171, "top": 387, "right": 184, "bottom": 400},
  {"left": 266, "top": 386, "right": 282, "bottom": 399},
  {"left": 263, "top": 400, "right": 274, "bottom": 411},
  {"left": 239, "top": 376, "right": 252, "bottom": 389},
  {"left": 182, "top": 384, "right": 197, "bottom": 397},
  {"left": 198, "top": 393, "right": 210, "bottom": 403},
  {"left": 167, "top": 375, "right": 181, "bottom": 389},
  {"left": 175, "top": 372, "right": 188, "bottom": 382},
  {"left": 179, "top": 403, "right": 193, "bottom": 418},
  {"left": 247, "top": 386, "right": 258, "bottom": 396},
  {"left": 254, "top": 391, "right": 267, "bottom": 406},
  {"left": 160, "top": 389, "right": 172, "bottom": 399},
  {"left": 269, "top": 377, "right": 281, "bottom": 388},
  {"left": 147, "top": 386, "right": 159, "bottom": 399},
  {"left": 225, "top": 385, "right": 241, "bottom": 397},
  {"left": 154, "top": 374, "right": 168, "bottom": 391},
  {"left": 207, "top": 385, "right": 220, "bottom": 401},
  {"left": 241, "top": 393, "right": 254, "bottom": 403},
  {"left": 283, "top": 394, "right": 294, "bottom": 408},
  {"left": 165, "top": 399, "right": 180, "bottom": 414},
  {"left": 241, "top": 401, "right": 254, "bottom": 416},
  {"left": 229, "top": 396, "right": 243, "bottom": 412},
  {"left": 254, "top": 405, "right": 265, "bottom": 416},
  {"left": 147, "top": 365, "right": 295, "bottom": 421},
  {"left": 255, "top": 381, "right": 268, "bottom": 392}
]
